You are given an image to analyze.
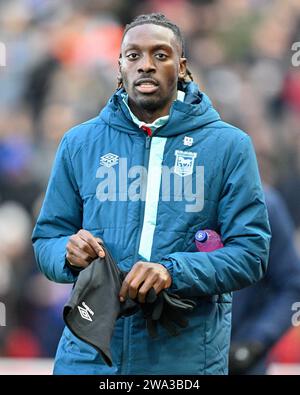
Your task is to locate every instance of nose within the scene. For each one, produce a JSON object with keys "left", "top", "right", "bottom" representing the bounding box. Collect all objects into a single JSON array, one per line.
[{"left": 138, "top": 54, "right": 156, "bottom": 74}]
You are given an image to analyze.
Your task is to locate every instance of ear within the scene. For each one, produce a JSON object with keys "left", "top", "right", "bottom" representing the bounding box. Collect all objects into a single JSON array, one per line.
[
  {"left": 118, "top": 55, "right": 122, "bottom": 80},
  {"left": 178, "top": 57, "right": 187, "bottom": 81}
]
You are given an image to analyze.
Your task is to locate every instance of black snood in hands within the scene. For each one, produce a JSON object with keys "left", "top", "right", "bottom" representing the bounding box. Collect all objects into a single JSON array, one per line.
[{"left": 63, "top": 245, "right": 138, "bottom": 366}]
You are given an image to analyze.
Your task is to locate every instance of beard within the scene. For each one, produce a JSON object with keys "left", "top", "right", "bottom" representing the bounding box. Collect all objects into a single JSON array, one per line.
[{"left": 133, "top": 94, "right": 168, "bottom": 112}]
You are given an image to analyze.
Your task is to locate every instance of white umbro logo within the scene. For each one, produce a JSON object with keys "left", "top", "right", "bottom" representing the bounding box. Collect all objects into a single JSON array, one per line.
[
  {"left": 100, "top": 153, "right": 119, "bottom": 168},
  {"left": 183, "top": 136, "right": 193, "bottom": 146},
  {"left": 77, "top": 302, "right": 94, "bottom": 322}
]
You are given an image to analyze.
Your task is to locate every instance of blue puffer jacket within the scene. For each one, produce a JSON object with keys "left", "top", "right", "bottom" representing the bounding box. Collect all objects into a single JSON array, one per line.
[{"left": 32, "top": 82, "right": 271, "bottom": 375}]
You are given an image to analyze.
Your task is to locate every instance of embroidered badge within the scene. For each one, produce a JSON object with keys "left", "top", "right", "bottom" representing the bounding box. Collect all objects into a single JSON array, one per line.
[{"left": 174, "top": 150, "right": 197, "bottom": 177}]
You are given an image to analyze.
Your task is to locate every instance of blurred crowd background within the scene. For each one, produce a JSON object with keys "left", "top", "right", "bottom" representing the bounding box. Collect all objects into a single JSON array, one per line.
[{"left": 1, "top": 0, "right": 300, "bottom": 372}]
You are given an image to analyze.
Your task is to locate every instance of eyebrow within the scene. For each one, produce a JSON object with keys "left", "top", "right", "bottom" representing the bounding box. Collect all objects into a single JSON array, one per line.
[{"left": 123, "top": 43, "right": 174, "bottom": 52}]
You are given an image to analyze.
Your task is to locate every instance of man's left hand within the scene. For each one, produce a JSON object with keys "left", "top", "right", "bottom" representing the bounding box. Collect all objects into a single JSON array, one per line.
[{"left": 119, "top": 261, "right": 172, "bottom": 303}]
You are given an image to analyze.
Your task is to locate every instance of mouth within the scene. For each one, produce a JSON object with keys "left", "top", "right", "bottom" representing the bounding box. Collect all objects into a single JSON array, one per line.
[{"left": 135, "top": 78, "right": 159, "bottom": 94}]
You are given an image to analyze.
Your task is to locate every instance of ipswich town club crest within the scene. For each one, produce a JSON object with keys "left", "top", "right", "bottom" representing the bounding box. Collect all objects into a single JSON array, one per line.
[{"left": 174, "top": 150, "right": 197, "bottom": 177}]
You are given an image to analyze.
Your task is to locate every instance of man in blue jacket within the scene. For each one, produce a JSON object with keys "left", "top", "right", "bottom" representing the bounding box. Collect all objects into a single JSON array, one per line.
[
  {"left": 32, "top": 13, "right": 271, "bottom": 374},
  {"left": 230, "top": 186, "right": 300, "bottom": 374}
]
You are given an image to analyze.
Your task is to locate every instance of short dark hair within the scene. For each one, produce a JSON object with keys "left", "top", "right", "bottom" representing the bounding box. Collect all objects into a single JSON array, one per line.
[{"left": 123, "top": 13, "right": 185, "bottom": 57}]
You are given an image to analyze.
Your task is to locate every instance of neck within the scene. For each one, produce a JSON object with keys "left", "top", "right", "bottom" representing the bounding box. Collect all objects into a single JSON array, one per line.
[{"left": 127, "top": 104, "right": 169, "bottom": 123}]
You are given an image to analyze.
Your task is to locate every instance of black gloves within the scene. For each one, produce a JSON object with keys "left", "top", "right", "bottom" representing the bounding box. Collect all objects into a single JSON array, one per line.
[
  {"left": 229, "top": 341, "right": 266, "bottom": 375},
  {"left": 139, "top": 289, "right": 197, "bottom": 338},
  {"left": 63, "top": 246, "right": 138, "bottom": 367}
]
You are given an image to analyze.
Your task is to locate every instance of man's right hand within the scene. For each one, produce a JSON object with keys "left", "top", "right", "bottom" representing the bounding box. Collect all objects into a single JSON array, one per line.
[{"left": 66, "top": 229, "right": 105, "bottom": 269}]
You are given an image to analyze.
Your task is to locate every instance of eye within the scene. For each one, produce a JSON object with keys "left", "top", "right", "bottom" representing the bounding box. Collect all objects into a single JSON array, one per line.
[
  {"left": 126, "top": 53, "right": 139, "bottom": 60},
  {"left": 155, "top": 53, "right": 168, "bottom": 60}
]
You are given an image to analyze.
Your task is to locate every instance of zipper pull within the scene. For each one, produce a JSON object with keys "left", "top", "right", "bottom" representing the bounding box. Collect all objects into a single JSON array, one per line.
[
  {"left": 141, "top": 125, "right": 152, "bottom": 149},
  {"left": 145, "top": 135, "right": 151, "bottom": 149}
]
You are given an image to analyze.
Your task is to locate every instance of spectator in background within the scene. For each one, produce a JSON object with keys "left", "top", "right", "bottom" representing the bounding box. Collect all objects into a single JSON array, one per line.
[
  {"left": 230, "top": 186, "right": 300, "bottom": 374},
  {"left": 277, "top": 70, "right": 300, "bottom": 229},
  {"left": 0, "top": 201, "right": 40, "bottom": 357}
]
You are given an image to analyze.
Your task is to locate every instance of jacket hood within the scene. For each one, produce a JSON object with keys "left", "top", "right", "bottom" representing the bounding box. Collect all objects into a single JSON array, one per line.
[{"left": 99, "top": 82, "right": 220, "bottom": 137}]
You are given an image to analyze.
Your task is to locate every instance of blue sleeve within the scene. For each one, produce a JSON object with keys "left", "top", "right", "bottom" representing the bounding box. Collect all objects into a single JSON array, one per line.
[
  {"left": 160, "top": 135, "right": 271, "bottom": 297},
  {"left": 32, "top": 135, "right": 82, "bottom": 283},
  {"left": 233, "top": 188, "right": 300, "bottom": 347}
]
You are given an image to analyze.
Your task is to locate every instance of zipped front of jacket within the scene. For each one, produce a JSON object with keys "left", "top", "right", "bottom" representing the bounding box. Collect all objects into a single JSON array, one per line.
[{"left": 119, "top": 132, "right": 152, "bottom": 374}]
